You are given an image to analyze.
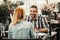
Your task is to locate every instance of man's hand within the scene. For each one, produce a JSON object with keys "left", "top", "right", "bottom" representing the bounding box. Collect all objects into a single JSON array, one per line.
[{"left": 39, "top": 28, "right": 48, "bottom": 33}]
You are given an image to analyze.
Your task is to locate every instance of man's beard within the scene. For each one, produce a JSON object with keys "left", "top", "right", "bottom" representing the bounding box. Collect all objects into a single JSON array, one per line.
[{"left": 30, "top": 14, "right": 36, "bottom": 18}]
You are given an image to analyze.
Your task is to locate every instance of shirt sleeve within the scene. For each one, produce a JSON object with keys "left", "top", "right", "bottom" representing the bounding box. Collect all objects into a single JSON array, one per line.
[
  {"left": 42, "top": 16, "right": 50, "bottom": 32},
  {"left": 42, "top": 16, "right": 49, "bottom": 28},
  {"left": 8, "top": 24, "right": 13, "bottom": 39}
]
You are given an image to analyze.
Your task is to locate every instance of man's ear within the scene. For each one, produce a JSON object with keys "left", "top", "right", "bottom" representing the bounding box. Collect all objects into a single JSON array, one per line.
[{"left": 36, "top": 10, "right": 38, "bottom": 13}]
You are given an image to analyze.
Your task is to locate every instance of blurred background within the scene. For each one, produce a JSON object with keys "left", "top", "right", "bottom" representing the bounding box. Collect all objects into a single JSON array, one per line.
[
  {"left": 0, "top": 0, "right": 60, "bottom": 15},
  {"left": 0, "top": 0, "right": 60, "bottom": 40}
]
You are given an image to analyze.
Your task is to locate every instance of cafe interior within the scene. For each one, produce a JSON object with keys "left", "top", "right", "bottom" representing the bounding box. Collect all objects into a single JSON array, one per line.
[{"left": 0, "top": 0, "right": 60, "bottom": 40}]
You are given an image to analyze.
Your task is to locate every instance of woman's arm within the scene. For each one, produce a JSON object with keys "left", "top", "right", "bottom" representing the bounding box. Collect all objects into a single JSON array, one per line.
[
  {"left": 30, "top": 23, "right": 35, "bottom": 38},
  {"left": 8, "top": 24, "right": 13, "bottom": 39}
]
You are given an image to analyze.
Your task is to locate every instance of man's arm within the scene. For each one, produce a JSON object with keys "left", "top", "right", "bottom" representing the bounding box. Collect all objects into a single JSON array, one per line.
[{"left": 39, "top": 15, "right": 49, "bottom": 33}]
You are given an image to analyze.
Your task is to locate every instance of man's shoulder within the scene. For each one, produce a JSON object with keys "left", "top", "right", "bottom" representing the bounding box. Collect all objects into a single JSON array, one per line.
[
  {"left": 26, "top": 15, "right": 30, "bottom": 17},
  {"left": 25, "top": 15, "right": 31, "bottom": 19},
  {"left": 24, "top": 21, "right": 32, "bottom": 24}
]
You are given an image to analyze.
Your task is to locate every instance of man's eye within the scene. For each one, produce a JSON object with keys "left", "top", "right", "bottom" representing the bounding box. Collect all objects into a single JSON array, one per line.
[
  {"left": 30, "top": 11, "right": 36, "bottom": 12},
  {"left": 33, "top": 11, "right": 36, "bottom": 12},
  {"left": 30, "top": 11, "right": 32, "bottom": 12}
]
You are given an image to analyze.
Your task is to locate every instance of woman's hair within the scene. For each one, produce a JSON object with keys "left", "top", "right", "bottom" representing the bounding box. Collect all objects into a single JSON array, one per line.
[{"left": 11, "top": 7, "right": 25, "bottom": 25}]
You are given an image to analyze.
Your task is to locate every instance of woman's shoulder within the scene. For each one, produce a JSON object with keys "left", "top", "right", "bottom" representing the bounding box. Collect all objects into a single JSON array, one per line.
[
  {"left": 23, "top": 21, "right": 33, "bottom": 28},
  {"left": 23, "top": 21, "right": 33, "bottom": 27},
  {"left": 9, "top": 23, "right": 14, "bottom": 28},
  {"left": 24, "top": 21, "right": 32, "bottom": 25}
]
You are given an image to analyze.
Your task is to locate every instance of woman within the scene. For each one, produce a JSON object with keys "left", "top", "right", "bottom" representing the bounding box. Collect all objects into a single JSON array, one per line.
[{"left": 8, "top": 6, "right": 35, "bottom": 39}]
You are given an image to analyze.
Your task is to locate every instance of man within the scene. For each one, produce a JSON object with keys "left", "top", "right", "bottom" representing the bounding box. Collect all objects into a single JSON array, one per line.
[{"left": 25, "top": 5, "right": 49, "bottom": 33}]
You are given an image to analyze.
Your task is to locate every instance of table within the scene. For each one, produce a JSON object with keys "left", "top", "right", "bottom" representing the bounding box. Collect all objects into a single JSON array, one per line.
[{"left": 34, "top": 31, "right": 57, "bottom": 40}]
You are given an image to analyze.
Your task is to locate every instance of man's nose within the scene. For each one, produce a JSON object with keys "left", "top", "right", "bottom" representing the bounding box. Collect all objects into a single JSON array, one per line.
[{"left": 31, "top": 12, "right": 34, "bottom": 14}]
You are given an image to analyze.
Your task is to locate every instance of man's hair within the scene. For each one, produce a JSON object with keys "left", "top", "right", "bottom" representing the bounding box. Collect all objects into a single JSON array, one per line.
[{"left": 30, "top": 5, "right": 38, "bottom": 9}]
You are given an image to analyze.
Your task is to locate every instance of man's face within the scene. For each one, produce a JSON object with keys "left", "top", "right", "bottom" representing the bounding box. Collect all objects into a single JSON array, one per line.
[{"left": 30, "top": 8, "right": 38, "bottom": 18}]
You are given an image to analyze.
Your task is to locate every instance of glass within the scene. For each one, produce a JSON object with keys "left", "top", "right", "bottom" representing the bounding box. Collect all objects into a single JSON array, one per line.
[{"left": 34, "top": 29, "right": 40, "bottom": 39}]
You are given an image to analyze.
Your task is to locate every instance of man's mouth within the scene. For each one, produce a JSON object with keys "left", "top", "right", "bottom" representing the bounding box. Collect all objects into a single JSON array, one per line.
[
  {"left": 31, "top": 14, "right": 35, "bottom": 15},
  {"left": 30, "top": 14, "right": 36, "bottom": 18}
]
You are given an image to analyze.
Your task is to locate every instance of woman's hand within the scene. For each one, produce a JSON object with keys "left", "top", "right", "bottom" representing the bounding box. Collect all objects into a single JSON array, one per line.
[
  {"left": 34, "top": 28, "right": 38, "bottom": 30},
  {"left": 34, "top": 28, "right": 38, "bottom": 32}
]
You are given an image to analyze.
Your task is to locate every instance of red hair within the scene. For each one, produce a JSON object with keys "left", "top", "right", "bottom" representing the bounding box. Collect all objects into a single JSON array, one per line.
[{"left": 11, "top": 7, "right": 25, "bottom": 25}]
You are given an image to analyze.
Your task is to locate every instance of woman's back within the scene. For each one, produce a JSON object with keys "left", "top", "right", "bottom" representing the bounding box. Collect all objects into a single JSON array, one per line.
[{"left": 8, "top": 21, "right": 35, "bottom": 39}]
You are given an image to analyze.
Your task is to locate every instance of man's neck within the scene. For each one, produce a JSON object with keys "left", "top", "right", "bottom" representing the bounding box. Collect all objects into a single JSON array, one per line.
[
  {"left": 32, "top": 18, "right": 35, "bottom": 20},
  {"left": 31, "top": 16, "right": 37, "bottom": 20},
  {"left": 30, "top": 14, "right": 38, "bottom": 20}
]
